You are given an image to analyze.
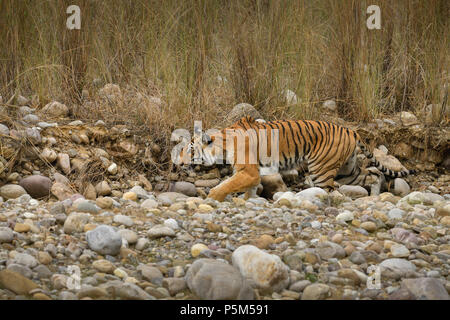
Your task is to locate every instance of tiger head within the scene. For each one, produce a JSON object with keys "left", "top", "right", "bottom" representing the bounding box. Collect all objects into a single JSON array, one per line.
[
  {"left": 177, "top": 130, "right": 223, "bottom": 167},
  {"left": 175, "top": 116, "right": 262, "bottom": 168}
]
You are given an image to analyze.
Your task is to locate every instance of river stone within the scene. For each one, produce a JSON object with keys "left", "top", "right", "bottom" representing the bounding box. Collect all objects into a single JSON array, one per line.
[
  {"left": 400, "top": 278, "right": 449, "bottom": 300},
  {"left": 338, "top": 185, "right": 368, "bottom": 199},
  {"left": 186, "top": 258, "right": 254, "bottom": 300},
  {"left": 86, "top": 225, "right": 122, "bottom": 255},
  {"left": 0, "top": 184, "right": 27, "bottom": 200},
  {"left": 40, "top": 101, "right": 69, "bottom": 118},
  {"left": 393, "top": 178, "right": 410, "bottom": 197},
  {"left": 296, "top": 187, "right": 327, "bottom": 201},
  {"left": 18, "top": 175, "right": 51, "bottom": 199},
  {"left": 0, "top": 227, "right": 14, "bottom": 243},
  {"left": 113, "top": 214, "right": 134, "bottom": 227},
  {"left": 57, "top": 153, "right": 71, "bottom": 175},
  {"left": 147, "top": 225, "right": 175, "bottom": 239},
  {"left": 141, "top": 199, "right": 158, "bottom": 209},
  {"left": 63, "top": 212, "right": 90, "bottom": 234},
  {"left": 232, "top": 245, "right": 289, "bottom": 293},
  {"left": 316, "top": 241, "right": 346, "bottom": 260},
  {"left": 0, "top": 270, "right": 39, "bottom": 295},
  {"left": 156, "top": 192, "right": 187, "bottom": 206},
  {"left": 301, "top": 283, "right": 331, "bottom": 300},
  {"left": 379, "top": 258, "right": 416, "bottom": 274},
  {"left": 171, "top": 181, "right": 197, "bottom": 197},
  {"left": 51, "top": 182, "right": 73, "bottom": 201},
  {"left": 118, "top": 229, "right": 138, "bottom": 244}
]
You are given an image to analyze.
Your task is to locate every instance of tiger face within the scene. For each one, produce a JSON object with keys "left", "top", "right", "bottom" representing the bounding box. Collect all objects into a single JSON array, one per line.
[{"left": 178, "top": 131, "right": 223, "bottom": 167}]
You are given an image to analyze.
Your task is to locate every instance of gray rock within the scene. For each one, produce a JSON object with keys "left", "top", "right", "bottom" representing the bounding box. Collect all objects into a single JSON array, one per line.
[
  {"left": 171, "top": 181, "right": 197, "bottom": 197},
  {"left": 162, "top": 277, "right": 187, "bottom": 296},
  {"left": 194, "top": 179, "right": 220, "bottom": 188},
  {"left": 301, "top": 283, "right": 331, "bottom": 300},
  {"left": 388, "top": 208, "right": 404, "bottom": 220},
  {"left": 289, "top": 280, "right": 311, "bottom": 293},
  {"left": 113, "top": 215, "right": 134, "bottom": 227},
  {"left": 349, "top": 251, "right": 366, "bottom": 265},
  {"left": 23, "top": 114, "right": 39, "bottom": 124},
  {"left": 379, "top": 258, "right": 416, "bottom": 275},
  {"left": 11, "top": 253, "right": 38, "bottom": 268},
  {"left": 141, "top": 199, "right": 158, "bottom": 209},
  {"left": 0, "top": 227, "right": 14, "bottom": 243},
  {"left": 147, "top": 225, "right": 175, "bottom": 239},
  {"left": 316, "top": 241, "right": 346, "bottom": 260},
  {"left": 137, "top": 265, "right": 163, "bottom": 285},
  {"left": 34, "top": 264, "right": 52, "bottom": 279},
  {"left": 338, "top": 185, "right": 368, "bottom": 199},
  {"left": 86, "top": 225, "right": 122, "bottom": 256},
  {"left": 7, "top": 264, "right": 33, "bottom": 279},
  {"left": 394, "top": 178, "right": 410, "bottom": 197},
  {"left": 75, "top": 200, "right": 100, "bottom": 214},
  {"left": 185, "top": 258, "right": 254, "bottom": 300},
  {"left": 156, "top": 192, "right": 187, "bottom": 206},
  {"left": 401, "top": 278, "right": 449, "bottom": 300},
  {"left": 101, "top": 280, "right": 155, "bottom": 300}
]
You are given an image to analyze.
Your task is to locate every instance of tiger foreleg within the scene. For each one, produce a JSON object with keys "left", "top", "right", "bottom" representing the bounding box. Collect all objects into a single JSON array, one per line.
[{"left": 208, "top": 164, "right": 261, "bottom": 202}]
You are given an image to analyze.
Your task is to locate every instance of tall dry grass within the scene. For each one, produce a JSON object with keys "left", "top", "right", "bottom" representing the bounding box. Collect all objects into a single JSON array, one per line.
[{"left": 0, "top": 0, "right": 448, "bottom": 134}]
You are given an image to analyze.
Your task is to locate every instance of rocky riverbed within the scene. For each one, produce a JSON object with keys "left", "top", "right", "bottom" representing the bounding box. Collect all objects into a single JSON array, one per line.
[
  {"left": 0, "top": 182, "right": 449, "bottom": 300},
  {"left": 1, "top": 88, "right": 449, "bottom": 300}
]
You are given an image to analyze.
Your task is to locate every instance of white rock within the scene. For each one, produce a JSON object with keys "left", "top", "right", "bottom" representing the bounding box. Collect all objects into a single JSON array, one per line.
[
  {"left": 113, "top": 215, "right": 134, "bottom": 227},
  {"left": 164, "top": 218, "right": 179, "bottom": 230},
  {"left": 336, "top": 210, "right": 354, "bottom": 223},
  {"left": 394, "top": 178, "right": 410, "bottom": 197},
  {"left": 232, "top": 245, "right": 289, "bottom": 293},
  {"left": 107, "top": 163, "right": 118, "bottom": 174}
]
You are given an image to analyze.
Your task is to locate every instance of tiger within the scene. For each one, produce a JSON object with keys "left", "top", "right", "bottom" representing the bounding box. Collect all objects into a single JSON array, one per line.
[{"left": 177, "top": 116, "right": 415, "bottom": 202}]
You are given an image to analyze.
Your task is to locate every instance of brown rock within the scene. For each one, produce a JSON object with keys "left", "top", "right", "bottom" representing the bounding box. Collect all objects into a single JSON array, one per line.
[
  {"left": 0, "top": 269, "right": 39, "bottom": 295},
  {"left": 252, "top": 234, "right": 275, "bottom": 250},
  {"left": 19, "top": 175, "right": 52, "bottom": 198},
  {"left": 14, "top": 223, "right": 31, "bottom": 233},
  {"left": 51, "top": 182, "right": 73, "bottom": 201},
  {"left": 83, "top": 183, "right": 97, "bottom": 200}
]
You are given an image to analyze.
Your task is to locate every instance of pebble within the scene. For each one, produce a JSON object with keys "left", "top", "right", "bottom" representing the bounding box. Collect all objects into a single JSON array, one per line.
[{"left": 191, "top": 243, "right": 209, "bottom": 257}]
